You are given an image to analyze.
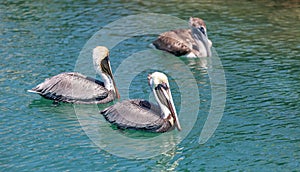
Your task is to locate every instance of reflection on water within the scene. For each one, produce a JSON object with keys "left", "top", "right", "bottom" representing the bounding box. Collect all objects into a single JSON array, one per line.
[
  {"left": 1, "top": 0, "right": 299, "bottom": 171},
  {"left": 74, "top": 101, "right": 181, "bottom": 159}
]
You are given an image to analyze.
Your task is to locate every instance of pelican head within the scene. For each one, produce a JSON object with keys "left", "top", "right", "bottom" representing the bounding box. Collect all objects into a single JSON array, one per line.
[
  {"left": 93, "top": 46, "right": 120, "bottom": 99},
  {"left": 189, "top": 17, "right": 212, "bottom": 57},
  {"left": 148, "top": 72, "right": 181, "bottom": 131}
]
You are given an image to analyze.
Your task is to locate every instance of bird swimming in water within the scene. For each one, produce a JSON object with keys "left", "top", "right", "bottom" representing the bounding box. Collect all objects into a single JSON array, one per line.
[
  {"left": 101, "top": 72, "right": 181, "bottom": 133},
  {"left": 28, "top": 46, "right": 120, "bottom": 104},
  {"left": 152, "top": 17, "right": 212, "bottom": 57}
]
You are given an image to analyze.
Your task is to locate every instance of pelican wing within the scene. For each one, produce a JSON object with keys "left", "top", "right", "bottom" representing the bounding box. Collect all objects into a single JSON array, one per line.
[
  {"left": 29, "top": 72, "right": 108, "bottom": 103},
  {"left": 101, "top": 99, "right": 172, "bottom": 132},
  {"left": 153, "top": 29, "right": 195, "bottom": 56}
]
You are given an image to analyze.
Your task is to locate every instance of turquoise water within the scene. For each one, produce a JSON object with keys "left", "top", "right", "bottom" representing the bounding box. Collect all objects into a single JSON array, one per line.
[{"left": 1, "top": 0, "right": 299, "bottom": 171}]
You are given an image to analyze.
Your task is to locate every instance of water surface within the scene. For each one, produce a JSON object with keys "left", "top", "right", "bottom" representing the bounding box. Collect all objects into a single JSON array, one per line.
[{"left": 1, "top": 0, "right": 299, "bottom": 171}]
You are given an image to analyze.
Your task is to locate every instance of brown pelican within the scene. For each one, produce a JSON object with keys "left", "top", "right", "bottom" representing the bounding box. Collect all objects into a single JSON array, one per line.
[
  {"left": 152, "top": 17, "right": 212, "bottom": 57},
  {"left": 101, "top": 72, "right": 181, "bottom": 133},
  {"left": 28, "top": 46, "right": 120, "bottom": 104}
]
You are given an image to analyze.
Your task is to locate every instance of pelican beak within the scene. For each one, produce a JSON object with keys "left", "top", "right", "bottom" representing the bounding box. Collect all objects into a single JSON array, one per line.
[
  {"left": 189, "top": 17, "right": 212, "bottom": 57},
  {"left": 100, "top": 54, "right": 120, "bottom": 99},
  {"left": 153, "top": 82, "right": 182, "bottom": 131},
  {"left": 191, "top": 26, "right": 212, "bottom": 57}
]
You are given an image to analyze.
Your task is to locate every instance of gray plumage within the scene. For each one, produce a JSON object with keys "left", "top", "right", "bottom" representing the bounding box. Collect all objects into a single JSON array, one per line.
[
  {"left": 101, "top": 99, "right": 173, "bottom": 133},
  {"left": 29, "top": 72, "right": 115, "bottom": 104}
]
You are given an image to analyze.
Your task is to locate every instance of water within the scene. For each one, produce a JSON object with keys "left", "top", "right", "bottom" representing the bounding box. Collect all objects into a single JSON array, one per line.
[{"left": 1, "top": 0, "right": 299, "bottom": 171}]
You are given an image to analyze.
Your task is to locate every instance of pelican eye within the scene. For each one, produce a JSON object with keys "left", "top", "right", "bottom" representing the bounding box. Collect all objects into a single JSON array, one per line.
[
  {"left": 198, "top": 27, "right": 206, "bottom": 35},
  {"left": 160, "top": 82, "right": 169, "bottom": 90},
  {"left": 155, "top": 83, "right": 168, "bottom": 91}
]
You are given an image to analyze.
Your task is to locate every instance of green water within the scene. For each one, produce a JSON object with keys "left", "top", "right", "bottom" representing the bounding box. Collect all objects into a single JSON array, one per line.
[{"left": 1, "top": 0, "right": 299, "bottom": 171}]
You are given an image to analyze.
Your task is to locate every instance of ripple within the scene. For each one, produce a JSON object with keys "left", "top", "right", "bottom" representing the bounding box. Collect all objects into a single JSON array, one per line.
[{"left": 1, "top": 0, "right": 300, "bottom": 171}]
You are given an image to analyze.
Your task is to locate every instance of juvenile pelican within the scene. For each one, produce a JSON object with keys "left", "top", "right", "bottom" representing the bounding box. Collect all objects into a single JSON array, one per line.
[
  {"left": 101, "top": 72, "right": 181, "bottom": 133},
  {"left": 28, "top": 46, "right": 120, "bottom": 104},
  {"left": 152, "top": 17, "right": 212, "bottom": 57}
]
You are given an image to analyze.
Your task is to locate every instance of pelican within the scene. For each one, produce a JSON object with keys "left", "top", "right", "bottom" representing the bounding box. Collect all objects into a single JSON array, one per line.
[
  {"left": 101, "top": 72, "right": 181, "bottom": 133},
  {"left": 28, "top": 46, "right": 120, "bottom": 104},
  {"left": 152, "top": 17, "right": 212, "bottom": 57}
]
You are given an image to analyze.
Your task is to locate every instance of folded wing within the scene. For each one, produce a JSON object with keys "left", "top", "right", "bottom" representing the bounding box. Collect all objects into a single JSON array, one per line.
[
  {"left": 101, "top": 99, "right": 172, "bottom": 132},
  {"left": 29, "top": 72, "right": 108, "bottom": 103}
]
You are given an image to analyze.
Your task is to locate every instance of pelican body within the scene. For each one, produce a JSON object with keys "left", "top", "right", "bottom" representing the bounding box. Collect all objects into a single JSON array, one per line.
[
  {"left": 28, "top": 46, "right": 120, "bottom": 104},
  {"left": 152, "top": 17, "right": 212, "bottom": 57},
  {"left": 101, "top": 72, "right": 181, "bottom": 133}
]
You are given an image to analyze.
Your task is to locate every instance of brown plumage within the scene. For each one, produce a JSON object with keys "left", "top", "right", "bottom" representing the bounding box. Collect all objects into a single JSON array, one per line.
[{"left": 153, "top": 17, "right": 212, "bottom": 57}]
